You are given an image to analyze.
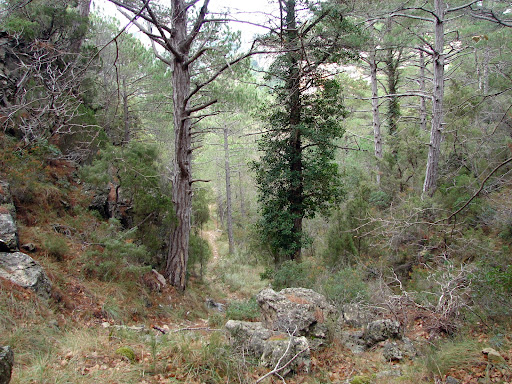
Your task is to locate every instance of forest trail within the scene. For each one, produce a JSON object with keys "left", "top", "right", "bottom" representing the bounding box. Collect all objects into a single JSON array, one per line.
[{"left": 202, "top": 228, "right": 221, "bottom": 262}]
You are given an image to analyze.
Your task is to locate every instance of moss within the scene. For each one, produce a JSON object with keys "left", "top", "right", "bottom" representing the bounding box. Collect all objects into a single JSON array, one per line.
[
  {"left": 115, "top": 346, "right": 136, "bottom": 362},
  {"left": 350, "top": 375, "right": 373, "bottom": 384}
]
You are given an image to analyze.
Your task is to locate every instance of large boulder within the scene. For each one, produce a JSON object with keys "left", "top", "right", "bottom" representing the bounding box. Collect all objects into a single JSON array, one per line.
[
  {"left": 0, "top": 213, "right": 18, "bottom": 252},
  {"left": 260, "top": 336, "right": 311, "bottom": 376},
  {"left": 0, "top": 181, "right": 18, "bottom": 252},
  {"left": 225, "top": 320, "right": 311, "bottom": 375},
  {"left": 0, "top": 346, "right": 13, "bottom": 384},
  {"left": 257, "top": 288, "right": 336, "bottom": 343},
  {"left": 0, "top": 252, "right": 51, "bottom": 299},
  {"left": 225, "top": 320, "right": 275, "bottom": 357}
]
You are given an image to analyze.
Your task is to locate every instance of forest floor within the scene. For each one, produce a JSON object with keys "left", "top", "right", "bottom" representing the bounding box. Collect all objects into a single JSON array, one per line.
[{"left": 1, "top": 159, "right": 511, "bottom": 384}]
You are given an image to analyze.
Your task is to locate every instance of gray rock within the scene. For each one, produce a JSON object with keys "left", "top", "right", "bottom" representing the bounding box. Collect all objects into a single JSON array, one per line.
[
  {"left": 225, "top": 320, "right": 274, "bottom": 357},
  {"left": 363, "top": 319, "right": 401, "bottom": 347},
  {"left": 0, "top": 346, "right": 13, "bottom": 384},
  {"left": 445, "top": 376, "right": 460, "bottom": 384},
  {"left": 382, "top": 341, "right": 403, "bottom": 361},
  {"left": 0, "top": 181, "right": 14, "bottom": 208},
  {"left": 0, "top": 213, "right": 18, "bottom": 252},
  {"left": 260, "top": 336, "right": 311, "bottom": 376},
  {"left": 0, "top": 252, "right": 51, "bottom": 299},
  {"left": 340, "top": 330, "right": 366, "bottom": 354},
  {"left": 340, "top": 304, "right": 376, "bottom": 328},
  {"left": 206, "top": 298, "right": 225, "bottom": 312},
  {"left": 21, "top": 243, "right": 36, "bottom": 253},
  {"left": 225, "top": 320, "right": 311, "bottom": 375},
  {"left": 257, "top": 288, "right": 336, "bottom": 343}
]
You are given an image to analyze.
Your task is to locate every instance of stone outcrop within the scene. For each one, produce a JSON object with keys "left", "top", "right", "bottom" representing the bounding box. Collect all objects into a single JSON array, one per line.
[
  {"left": 0, "top": 346, "right": 13, "bottom": 384},
  {"left": 256, "top": 287, "right": 336, "bottom": 344},
  {"left": 0, "top": 180, "right": 52, "bottom": 299},
  {"left": 0, "top": 213, "right": 18, "bottom": 252},
  {"left": 363, "top": 319, "right": 401, "bottom": 346},
  {"left": 0, "top": 182, "right": 17, "bottom": 252},
  {"left": 225, "top": 320, "right": 311, "bottom": 375},
  {"left": 260, "top": 336, "right": 310, "bottom": 376},
  {"left": 340, "top": 318, "right": 416, "bottom": 360},
  {"left": 0, "top": 252, "right": 52, "bottom": 299}
]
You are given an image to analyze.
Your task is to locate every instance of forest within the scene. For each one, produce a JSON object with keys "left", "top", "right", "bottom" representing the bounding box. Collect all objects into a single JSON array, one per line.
[{"left": 0, "top": 0, "right": 511, "bottom": 383}]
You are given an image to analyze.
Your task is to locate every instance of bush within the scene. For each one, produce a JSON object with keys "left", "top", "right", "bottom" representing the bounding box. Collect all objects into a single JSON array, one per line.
[
  {"left": 271, "top": 260, "right": 317, "bottom": 291},
  {"left": 82, "top": 219, "right": 151, "bottom": 282},
  {"left": 42, "top": 234, "right": 69, "bottom": 261},
  {"left": 322, "top": 268, "right": 369, "bottom": 307},
  {"left": 226, "top": 298, "right": 260, "bottom": 321},
  {"left": 188, "top": 234, "right": 211, "bottom": 279}
]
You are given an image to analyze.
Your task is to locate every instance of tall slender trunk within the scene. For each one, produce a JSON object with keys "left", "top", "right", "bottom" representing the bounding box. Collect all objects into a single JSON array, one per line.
[
  {"left": 238, "top": 170, "right": 246, "bottom": 218},
  {"left": 369, "top": 48, "right": 382, "bottom": 186},
  {"left": 223, "top": 125, "right": 234, "bottom": 254},
  {"left": 122, "top": 77, "right": 130, "bottom": 145},
  {"left": 285, "top": 0, "right": 303, "bottom": 263},
  {"left": 165, "top": 0, "right": 193, "bottom": 291},
  {"left": 423, "top": 0, "right": 446, "bottom": 196},
  {"left": 419, "top": 50, "right": 428, "bottom": 131}
]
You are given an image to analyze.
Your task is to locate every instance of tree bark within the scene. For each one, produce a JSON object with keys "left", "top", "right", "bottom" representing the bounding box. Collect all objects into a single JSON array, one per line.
[
  {"left": 165, "top": 0, "right": 194, "bottom": 291},
  {"left": 285, "top": 0, "right": 304, "bottom": 263},
  {"left": 122, "top": 77, "right": 130, "bottom": 145},
  {"left": 223, "top": 125, "right": 235, "bottom": 255},
  {"left": 419, "top": 50, "right": 428, "bottom": 131},
  {"left": 423, "top": 0, "right": 446, "bottom": 196},
  {"left": 369, "top": 48, "right": 382, "bottom": 186}
]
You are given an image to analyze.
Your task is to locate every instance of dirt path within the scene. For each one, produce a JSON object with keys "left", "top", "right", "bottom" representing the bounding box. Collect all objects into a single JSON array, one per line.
[{"left": 202, "top": 228, "right": 221, "bottom": 262}]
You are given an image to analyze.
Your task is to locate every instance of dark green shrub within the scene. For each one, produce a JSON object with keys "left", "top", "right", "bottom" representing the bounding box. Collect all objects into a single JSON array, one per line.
[
  {"left": 272, "top": 260, "right": 316, "bottom": 291},
  {"left": 82, "top": 219, "right": 150, "bottom": 282},
  {"left": 322, "top": 268, "right": 369, "bottom": 307},
  {"left": 188, "top": 234, "right": 211, "bottom": 278}
]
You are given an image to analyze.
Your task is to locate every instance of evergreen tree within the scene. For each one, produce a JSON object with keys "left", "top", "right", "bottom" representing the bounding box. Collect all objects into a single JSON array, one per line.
[{"left": 253, "top": 0, "right": 361, "bottom": 264}]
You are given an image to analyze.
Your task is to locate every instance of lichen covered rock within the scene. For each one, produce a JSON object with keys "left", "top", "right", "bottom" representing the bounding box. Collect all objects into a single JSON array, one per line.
[{"left": 0, "top": 252, "right": 51, "bottom": 299}]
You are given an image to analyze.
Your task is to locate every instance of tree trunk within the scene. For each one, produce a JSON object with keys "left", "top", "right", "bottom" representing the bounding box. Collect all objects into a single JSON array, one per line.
[
  {"left": 223, "top": 125, "right": 235, "bottom": 254},
  {"left": 238, "top": 170, "right": 246, "bottom": 218},
  {"left": 423, "top": 0, "right": 446, "bottom": 196},
  {"left": 370, "top": 48, "right": 382, "bottom": 185},
  {"left": 165, "top": 0, "right": 193, "bottom": 291},
  {"left": 285, "top": 0, "right": 303, "bottom": 263},
  {"left": 419, "top": 50, "right": 428, "bottom": 131},
  {"left": 122, "top": 77, "right": 130, "bottom": 145}
]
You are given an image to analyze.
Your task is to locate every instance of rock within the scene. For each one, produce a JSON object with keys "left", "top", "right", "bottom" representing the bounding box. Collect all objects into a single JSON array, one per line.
[
  {"left": 0, "top": 213, "right": 18, "bottom": 252},
  {"left": 0, "top": 346, "right": 13, "bottom": 384},
  {"left": 340, "top": 330, "right": 366, "bottom": 354},
  {"left": 21, "top": 243, "right": 36, "bottom": 253},
  {"left": 141, "top": 269, "right": 167, "bottom": 292},
  {"left": 0, "top": 252, "right": 51, "bottom": 299},
  {"left": 225, "top": 320, "right": 311, "bottom": 375},
  {"left": 260, "top": 336, "right": 311, "bottom": 376},
  {"left": 225, "top": 320, "right": 274, "bottom": 357},
  {"left": 339, "top": 304, "right": 376, "bottom": 328},
  {"left": 482, "top": 347, "right": 506, "bottom": 365},
  {"left": 363, "top": 319, "right": 401, "bottom": 347},
  {"left": 445, "top": 376, "right": 460, "bottom": 384},
  {"left": 382, "top": 341, "right": 403, "bottom": 361},
  {"left": 206, "top": 298, "right": 225, "bottom": 312},
  {"left": 257, "top": 288, "right": 336, "bottom": 344},
  {"left": 0, "top": 181, "right": 14, "bottom": 211}
]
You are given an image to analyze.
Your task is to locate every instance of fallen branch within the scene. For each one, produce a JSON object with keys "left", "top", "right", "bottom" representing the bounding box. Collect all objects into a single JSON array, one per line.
[{"left": 152, "top": 326, "right": 222, "bottom": 334}]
